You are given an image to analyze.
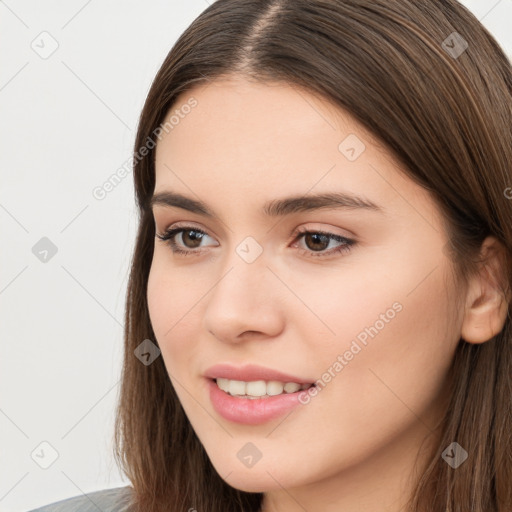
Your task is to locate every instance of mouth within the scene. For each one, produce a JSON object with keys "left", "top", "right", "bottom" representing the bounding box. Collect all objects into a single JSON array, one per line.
[{"left": 211, "top": 377, "right": 316, "bottom": 399}]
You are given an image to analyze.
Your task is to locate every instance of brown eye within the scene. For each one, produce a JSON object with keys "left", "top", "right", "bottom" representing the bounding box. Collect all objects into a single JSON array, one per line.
[
  {"left": 156, "top": 225, "right": 355, "bottom": 259},
  {"left": 156, "top": 227, "right": 216, "bottom": 256},
  {"left": 303, "top": 233, "right": 330, "bottom": 252},
  {"left": 293, "top": 229, "right": 356, "bottom": 258},
  {"left": 180, "top": 229, "right": 205, "bottom": 249}
]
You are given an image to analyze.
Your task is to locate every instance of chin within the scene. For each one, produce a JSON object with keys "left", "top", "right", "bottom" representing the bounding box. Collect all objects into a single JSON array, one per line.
[
  {"left": 208, "top": 454, "right": 304, "bottom": 493},
  {"left": 221, "top": 471, "right": 285, "bottom": 493}
]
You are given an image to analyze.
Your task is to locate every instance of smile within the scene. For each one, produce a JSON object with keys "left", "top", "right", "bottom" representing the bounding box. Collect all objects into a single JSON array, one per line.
[{"left": 215, "top": 378, "right": 314, "bottom": 398}]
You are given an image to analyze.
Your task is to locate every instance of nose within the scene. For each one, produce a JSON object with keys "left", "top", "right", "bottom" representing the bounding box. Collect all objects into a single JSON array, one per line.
[{"left": 202, "top": 255, "right": 285, "bottom": 344}]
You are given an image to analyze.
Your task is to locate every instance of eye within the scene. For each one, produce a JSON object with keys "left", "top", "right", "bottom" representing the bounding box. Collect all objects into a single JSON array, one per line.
[
  {"left": 155, "top": 225, "right": 356, "bottom": 258},
  {"left": 292, "top": 227, "right": 355, "bottom": 258},
  {"left": 155, "top": 226, "right": 217, "bottom": 256}
]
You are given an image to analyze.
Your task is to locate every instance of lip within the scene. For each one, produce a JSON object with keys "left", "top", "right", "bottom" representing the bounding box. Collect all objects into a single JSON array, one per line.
[
  {"left": 203, "top": 363, "right": 316, "bottom": 425},
  {"left": 206, "top": 378, "right": 311, "bottom": 425},
  {"left": 204, "top": 363, "right": 314, "bottom": 384}
]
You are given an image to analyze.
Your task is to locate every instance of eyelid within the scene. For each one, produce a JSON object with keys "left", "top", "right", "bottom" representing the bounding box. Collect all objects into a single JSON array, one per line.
[
  {"left": 159, "top": 220, "right": 352, "bottom": 241},
  {"left": 159, "top": 221, "right": 219, "bottom": 245},
  {"left": 157, "top": 219, "right": 210, "bottom": 234}
]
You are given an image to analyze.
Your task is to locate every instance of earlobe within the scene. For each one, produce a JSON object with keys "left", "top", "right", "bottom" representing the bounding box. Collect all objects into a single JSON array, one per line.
[{"left": 460, "top": 236, "right": 510, "bottom": 345}]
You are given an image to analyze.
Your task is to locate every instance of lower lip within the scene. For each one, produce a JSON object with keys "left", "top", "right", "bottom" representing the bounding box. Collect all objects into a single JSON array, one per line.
[{"left": 207, "top": 378, "right": 311, "bottom": 425}]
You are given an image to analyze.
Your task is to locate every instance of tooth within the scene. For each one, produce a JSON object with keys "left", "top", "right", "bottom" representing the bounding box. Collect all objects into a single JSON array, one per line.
[
  {"left": 217, "top": 378, "right": 309, "bottom": 397},
  {"left": 229, "top": 380, "right": 246, "bottom": 396},
  {"left": 284, "top": 382, "right": 301, "bottom": 393},
  {"left": 216, "top": 378, "right": 230, "bottom": 392},
  {"left": 246, "top": 380, "right": 267, "bottom": 397},
  {"left": 267, "top": 381, "right": 285, "bottom": 396}
]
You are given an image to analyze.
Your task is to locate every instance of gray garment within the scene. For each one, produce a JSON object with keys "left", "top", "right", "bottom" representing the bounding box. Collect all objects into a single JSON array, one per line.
[{"left": 26, "top": 486, "right": 135, "bottom": 512}]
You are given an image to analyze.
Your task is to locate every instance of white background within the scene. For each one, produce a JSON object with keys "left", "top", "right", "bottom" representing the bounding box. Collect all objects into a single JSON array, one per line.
[{"left": 1, "top": 1, "right": 511, "bottom": 511}]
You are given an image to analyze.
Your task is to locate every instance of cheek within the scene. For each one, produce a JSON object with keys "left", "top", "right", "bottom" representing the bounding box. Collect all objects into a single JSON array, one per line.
[
  {"left": 280, "top": 250, "right": 422, "bottom": 359},
  {"left": 146, "top": 257, "right": 204, "bottom": 370},
  {"left": 319, "top": 240, "right": 454, "bottom": 354},
  {"left": 319, "top": 257, "right": 458, "bottom": 426},
  {"left": 147, "top": 254, "right": 193, "bottom": 331},
  {"left": 294, "top": 242, "right": 458, "bottom": 415},
  {"left": 147, "top": 259, "right": 171, "bottom": 336}
]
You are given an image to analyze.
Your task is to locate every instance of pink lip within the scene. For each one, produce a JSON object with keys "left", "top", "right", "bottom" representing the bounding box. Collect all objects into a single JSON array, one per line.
[
  {"left": 203, "top": 363, "right": 315, "bottom": 425},
  {"left": 204, "top": 363, "right": 314, "bottom": 384},
  {"left": 206, "top": 378, "right": 311, "bottom": 425}
]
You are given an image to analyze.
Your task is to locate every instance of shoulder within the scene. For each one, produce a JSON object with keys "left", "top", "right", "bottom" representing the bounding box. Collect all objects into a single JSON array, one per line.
[{"left": 26, "top": 485, "right": 135, "bottom": 512}]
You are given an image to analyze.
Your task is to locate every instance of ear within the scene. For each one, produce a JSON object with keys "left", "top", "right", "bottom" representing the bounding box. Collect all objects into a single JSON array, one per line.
[{"left": 461, "top": 236, "right": 510, "bottom": 344}]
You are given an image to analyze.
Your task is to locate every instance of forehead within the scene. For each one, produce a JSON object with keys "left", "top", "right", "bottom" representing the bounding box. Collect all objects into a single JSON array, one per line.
[
  {"left": 155, "top": 76, "right": 377, "bottom": 161},
  {"left": 153, "top": 76, "right": 436, "bottom": 226}
]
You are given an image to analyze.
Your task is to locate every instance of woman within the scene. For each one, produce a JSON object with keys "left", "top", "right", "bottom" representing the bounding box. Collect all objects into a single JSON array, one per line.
[{"left": 29, "top": 0, "right": 512, "bottom": 510}]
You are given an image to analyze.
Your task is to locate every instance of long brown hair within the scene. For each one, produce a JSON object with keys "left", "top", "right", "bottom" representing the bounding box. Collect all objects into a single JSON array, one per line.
[{"left": 113, "top": 1, "right": 512, "bottom": 510}]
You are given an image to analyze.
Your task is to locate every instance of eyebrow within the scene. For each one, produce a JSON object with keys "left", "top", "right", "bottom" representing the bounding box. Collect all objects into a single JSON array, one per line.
[{"left": 150, "top": 190, "right": 384, "bottom": 217}]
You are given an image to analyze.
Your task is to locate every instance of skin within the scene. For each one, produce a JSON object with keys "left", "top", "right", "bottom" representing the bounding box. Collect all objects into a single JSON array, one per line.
[{"left": 147, "top": 75, "right": 508, "bottom": 512}]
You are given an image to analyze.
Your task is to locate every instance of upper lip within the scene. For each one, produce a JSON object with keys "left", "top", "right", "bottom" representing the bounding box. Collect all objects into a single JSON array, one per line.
[{"left": 204, "top": 363, "right": 314, "bottom": 384}]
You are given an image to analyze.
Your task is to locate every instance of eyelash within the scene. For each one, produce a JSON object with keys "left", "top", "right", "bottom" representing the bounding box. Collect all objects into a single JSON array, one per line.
[{"left": 155, "top": 225, "right": 355, "bottom": 259}]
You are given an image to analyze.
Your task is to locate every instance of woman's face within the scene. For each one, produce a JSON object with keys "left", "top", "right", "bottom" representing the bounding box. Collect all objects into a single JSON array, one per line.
[{"left": 147, "top": 76, "right": 463, "bottom": 505}]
